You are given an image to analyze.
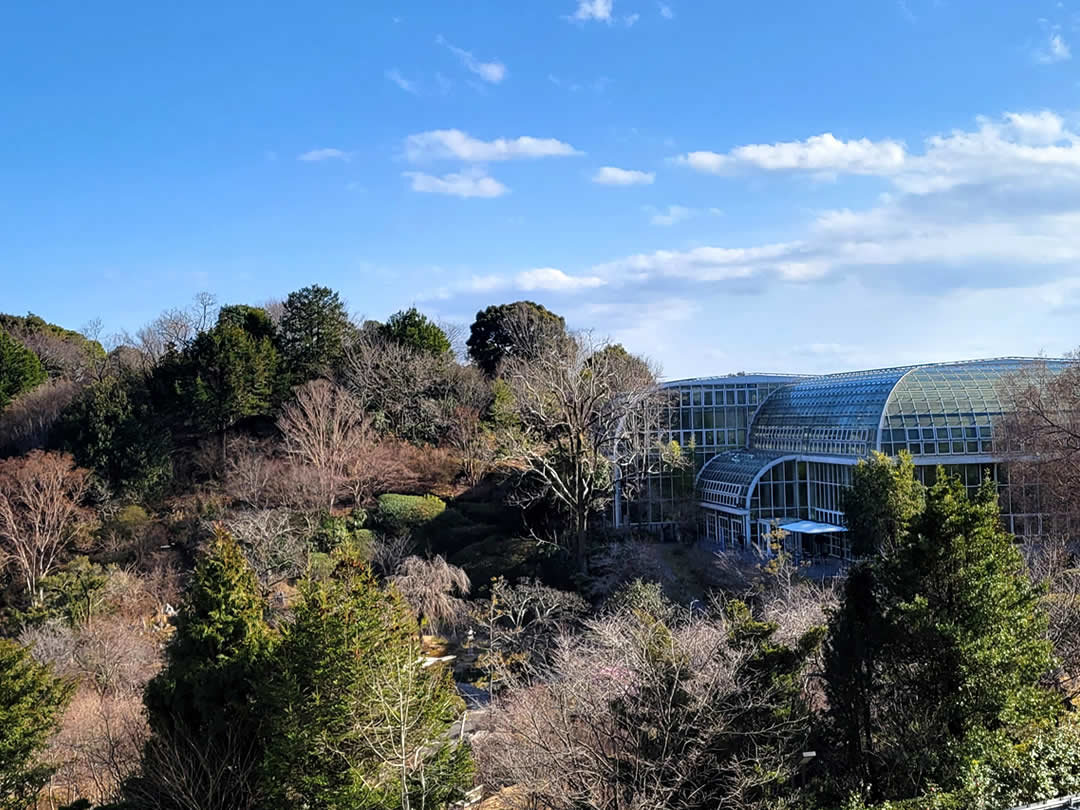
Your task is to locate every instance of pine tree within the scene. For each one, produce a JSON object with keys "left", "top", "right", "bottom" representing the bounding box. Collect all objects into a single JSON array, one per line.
[
  {"left": 262, "top": 550, "right": 472, "bottom": 809},
  {"left": 822, "top": 464, "right": 1060, "bottom": 802},
  {"left": 278, "top": 285, "right": 352, "bottom": 383},
  {"left": 127, "top": 529, "right": 273, "bottom": 810},
  {"left": 0, "top": 639, "right": 71, "bottom": 810}
]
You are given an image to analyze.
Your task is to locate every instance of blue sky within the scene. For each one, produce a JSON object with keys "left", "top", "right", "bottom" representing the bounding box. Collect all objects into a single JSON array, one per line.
[{"left": 4, "top": 0, "right": 1080, "bottom": 378}]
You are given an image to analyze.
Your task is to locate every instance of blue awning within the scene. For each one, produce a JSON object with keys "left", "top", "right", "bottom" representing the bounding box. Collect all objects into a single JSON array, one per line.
[{"left": 776, "top": 519, "right": 847, "bottom": 534}]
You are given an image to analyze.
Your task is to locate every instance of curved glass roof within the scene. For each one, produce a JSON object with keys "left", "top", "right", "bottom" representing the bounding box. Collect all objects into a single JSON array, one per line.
[
  {"left": 697, "top": 449, "right": 791, "bottom": 511},
  {"left": 879, "top": 358, "right": 1069, "bottom": 458},
  {"left": 749, "top": 366, "right": 915, "bottom": 456},
  {"left": 747, "top": 358, "right": 1068, "bottom": 460}
]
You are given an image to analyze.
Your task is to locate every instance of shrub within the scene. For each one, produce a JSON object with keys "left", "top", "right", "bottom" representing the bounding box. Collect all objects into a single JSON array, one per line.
[{"left": 375, "top": 493, "right": 446, "bottom": 534}]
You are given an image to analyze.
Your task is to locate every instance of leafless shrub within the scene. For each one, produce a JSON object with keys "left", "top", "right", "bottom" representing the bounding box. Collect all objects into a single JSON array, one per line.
[
  {"left": 123, "top": 719, "right": 264, "bottom": 810},
  {"left": 0, "top": 450, "right": 92, "bottom": 603},
  {"left": 278, "top": 379, "right": 374, "bottom": 511},
  {"left": 0, "top": 379, "right": 79, "bottom": 454},
  {"left": 21, "top": 621, "right": 79, "bottom": 678},
  {"left": 585, "top": 539, "right": 671, "bottom": 601},
  {"left": 1025, "top": 535, "right": 1080, "bottom": 699},
  {"left": 470, "top": 577, "right": 589, "bottom": 691},
  {"left": 371, "top": 532, "right": 416, "bottom": 579},
  {"left": 475, "top": 605, "right": 811, "bottom": 810},
  {"left": 48, "top": 687, "right": 148, "bottom": 807},
  {"left": 221, "top": 509, "right": 309, "bottom": 589},
  {"left": 390, "top": 555, "right": 471, "bottom": 638},
  {"left": 342, "top": 332, "right": 491, "bottom": 445},
  {"left": 224, "top": 437, "right": 280, "bottom": 509}
]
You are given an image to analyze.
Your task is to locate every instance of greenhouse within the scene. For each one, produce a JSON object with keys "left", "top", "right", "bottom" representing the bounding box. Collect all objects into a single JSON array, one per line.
[{"left": 629, "top": 358, "right": 1070, "bottom": 559}]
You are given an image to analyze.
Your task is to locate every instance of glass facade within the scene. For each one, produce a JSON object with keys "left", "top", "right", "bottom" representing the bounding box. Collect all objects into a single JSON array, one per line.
[
  {"left": 620, "top": 374, "right": 805, "bottom": 528},
  {"left": 687, "top": 358, "right": 1072, "bottom": 558}
]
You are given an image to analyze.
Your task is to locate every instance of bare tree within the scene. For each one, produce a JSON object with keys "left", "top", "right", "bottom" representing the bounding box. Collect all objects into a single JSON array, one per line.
[
  {"left": 390, "top": 555, "right": 471, "bottom": 640},
  {"left": 474, "top": 603, "right": 816, "bottom": 810},
  {"left": 129, "top": 292, "right": 219, "bottom": 366},
  {"left": 0, "top": 451, "right": 91, "bottom": 604},
  {"left": 1025, "top": 535, "right": 1080, "bottom": 700},
  {"left": 502, "top": 326, "right": 664, "bottom": 569},
  {"left": 1000, "top": 356, "right": 1080, "bottom": 530},
  {"left": 277, "top": 379, "right": 374, "bottom": 510},
  {"left": 448, "top": 405, "right": 500, "bottom": 487},
  {"left": 342, "top": 331, "right": 490, "bottom": 445},
  {"left": 221, "top": 509, "right": 309, "bottom": 589}
]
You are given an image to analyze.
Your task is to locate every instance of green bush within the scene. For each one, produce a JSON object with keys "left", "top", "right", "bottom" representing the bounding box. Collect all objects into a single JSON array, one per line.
[
  {"left": 311, "top": 510, "right": 369, "bottom": 553},
  {"left": 375, "top": 493, "right": 446, "bottom": 534}
]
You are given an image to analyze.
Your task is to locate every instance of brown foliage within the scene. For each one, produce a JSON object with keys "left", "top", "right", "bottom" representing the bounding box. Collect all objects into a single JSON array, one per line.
[
  {"left": 0, "top": 379, "right": 79, "bottom": 455},
  {"left": 0, "top": 450, "right": 92, "bottom": 602}
]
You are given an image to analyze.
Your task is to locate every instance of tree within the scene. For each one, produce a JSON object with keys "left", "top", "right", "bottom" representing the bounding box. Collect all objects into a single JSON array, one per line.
[
  {"left": 56, "top": 371, "right": 172, "bottom": 499},
  {"left": 0, "top": 330, "right": 46, "bottom": 411},
  {"left": 216, "top": 304, "right": 277, "bottom": 344},
  {"left": 262, "top": 553, "right": 472, "bottom": 809},
  {"left": 1001, "top": 357, "right": 1080, "bottom": 529},
  {"left": 343, "top": 331, "right": 491, "bottom": 444},
  {"left": 389, "top": 555, "right": 471, "bottom": 640},
  {"left": 0, "top": 313, "right": 106, "bottom": 385},
  {"left": 160, "top": 320, "right": 279, "bottom": 464},
  {"left": 466, "top": 301, "right": 566, "bottom": 377},
  {"left": 379, "top": 307, "right": 451, "bottom": 355},
  {"left": 842, "top": 451, "right": 924, "bottom": 558},
  {"left": 128, "top": 529, "right": 273, "bottom": 810},
  {"left": 0, "top": 451, "right": 91, "bottom": 605},
  {"left": 278, "top": 285, "right": 351, "bottom": 383},
  {"left": 821, "top": 464, "right": 1060, "bottom": 803},
  {"left": 0, "top": 638, "right": 72, "bottom": 810},
  {"left": 502, "top": 326, "right": 662, "bottom": 569},
  {"left": 475, "top": 598, "right": 821, "bottom": 810},
  {"left": 276, "top": 379, "right": 373, "bottom": 510}
]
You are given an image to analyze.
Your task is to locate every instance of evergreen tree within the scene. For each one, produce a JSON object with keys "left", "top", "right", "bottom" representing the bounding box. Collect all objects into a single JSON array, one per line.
[
  {"left": 56, "top": 370, "right": 172, "bottom": 499},
  {"left": 379, "top": 307, "right": 451, "bottom": 355},
  {"left": 216, "top": 304, "right": 277, "bottom": 344},
  {"left": 160, "top": 321, "right": 279, "bottom": 462},
  {"left": 262, "top": 550, "right": 472, "bottom": 809},
  {"left": 278, "top": 285, "right": 352, "bottom": 383},
  {"left": 0, "top": 638, "right": 72, "bottom": 810},
  {"left": 842, "top": 451, "right": 924, "bottom": 558},
  {"left": 466, "top": 301, "right": 565, "bottom": 377},
  {"left": 0, "top": 331, "right": 46, "bottom": 411},
  {"left": 127, "top": 529, "right": 273, "bottom": 810},
  {"left": 822, "top": 463, "right": 1060, "bottom": 803}
]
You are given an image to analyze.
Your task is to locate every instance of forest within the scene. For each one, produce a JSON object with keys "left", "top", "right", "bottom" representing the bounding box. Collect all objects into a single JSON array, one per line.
[{"left": 1, "top": 287, "right": 1080, "bottom": 810}]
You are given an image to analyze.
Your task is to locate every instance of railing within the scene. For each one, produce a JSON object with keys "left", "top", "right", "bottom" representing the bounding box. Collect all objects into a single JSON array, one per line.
[{"left": 1010, "top": 797, "right": 1080, "bottom": 810}]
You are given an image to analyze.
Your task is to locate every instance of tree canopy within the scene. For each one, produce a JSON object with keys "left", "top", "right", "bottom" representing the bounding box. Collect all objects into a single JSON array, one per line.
[
  {"left": 278, "top": 285, "right": 352, "bottom": 383},
  {"left": 0, "top": 331, "right": 46, "bottom": 411},
  {"left": 379, "top": 307, "right": 451, "bottom": 355},
  {"left": 466, "top": 301, "right": 566, "bottom": 377},
  {"left": 822, "top": 454, "right": 1060, "bottom": 803}
]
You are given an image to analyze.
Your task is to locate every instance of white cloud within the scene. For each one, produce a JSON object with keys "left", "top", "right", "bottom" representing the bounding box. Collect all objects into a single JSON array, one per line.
[
  {"left": 403, "top": 167, "right": 508, "bottom": 198},
  {"left": 624, "top": 13, "right": 640, "bottom": 26},
  {"left": 436, "top": 35, "right": 507, "bottom": 83},
  {"left": 1036, "top": 32, "right": 1071, "bottom": 63},
  {"left": 592, "top": 166, "right": 655, "bottom": 185},
  {"left": 385, "top": 68, "right": 419, "bottom": 94},
  {"left": 570, "top": 0, "right": 613, "bottom": 22},
  {"left": 659, "top": 3, "right": 673, "bottom": 18},
  {"left": 648, "top": 205, "right": 694, "bottom": 226},
  {"left": 425, "top": 109, "right": 1080, "bottom": 327},
  {"left": 516, "top": 267, "right": 606, "bottom": 291},
  {"left": 674, "top": 133, "right": 907, "bottom": 175},
  {"left": 298, "top": 148, "right": 350, "bottom": 162},
  {"left": 404, "top": 129, "right": 582, "bottom": 162}
]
